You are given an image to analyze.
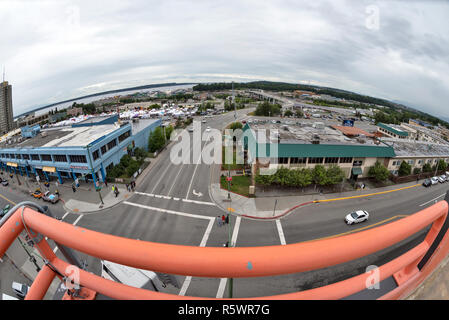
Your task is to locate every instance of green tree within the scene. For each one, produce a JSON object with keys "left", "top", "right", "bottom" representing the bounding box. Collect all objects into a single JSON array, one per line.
[
  {"left": 254, "top": 101, "right": 281, "bottom": 117},
  {"left": 295, "top": 109, "right": 304, "bottom": 118},
  {"left": 148, "top": 126, "right": 166, "bottom": 152},
  {"left": 229, "top": 122, "right": 243, "bottom": 130},
  {"left": 437, "top": 160, "right": 447, "bottom": 171},
  {"left": 398, "top": 161, "right": 412, "bottom": 176},
  {"left": 413, "top": 167, "right": 421, "bottom": 175},
  {"left": 312, "top": 165, "right": 329, "bottom": 188},
  {"left": 326, "top": 165, "right": 345, "bottom": 185},
  {"left": 368, "top": 161, "right": 390, "bottom": 182},
  {"left": 165, "top": 125, "right": 174, "bottom": 140},
  {"left": 422, "top": 163, "right": 432, "bottom": 173}
]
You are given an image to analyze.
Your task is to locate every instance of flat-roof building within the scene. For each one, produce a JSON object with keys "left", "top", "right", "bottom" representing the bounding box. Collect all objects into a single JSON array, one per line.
[{"left": 0, "top": 115, "right": 160, "bottom": 185}]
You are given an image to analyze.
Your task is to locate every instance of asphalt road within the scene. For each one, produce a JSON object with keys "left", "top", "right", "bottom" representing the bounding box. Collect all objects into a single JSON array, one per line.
[{"left": 1, "top": 109, "right": 448, "bottom": 299}]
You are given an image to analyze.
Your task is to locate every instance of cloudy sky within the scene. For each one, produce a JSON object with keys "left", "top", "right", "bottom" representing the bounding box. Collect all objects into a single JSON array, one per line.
[{"left": 1, "top": 0, "right": 449, "bottom": 118}]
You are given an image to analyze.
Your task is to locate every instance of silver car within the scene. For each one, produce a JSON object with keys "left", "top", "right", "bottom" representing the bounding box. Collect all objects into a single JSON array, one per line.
[{"left": 345, "top": 210, "right": 370, "bottom": 225}]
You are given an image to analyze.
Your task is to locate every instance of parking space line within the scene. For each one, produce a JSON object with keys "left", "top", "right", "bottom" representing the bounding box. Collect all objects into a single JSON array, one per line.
[
  {"left": 276, "top": 219, "right": 286, "bottom": 245},
  {"left": 419, "top": 194, "right": 446, "bottom": 207},
  {"left": 168, "top": 166, "right": 185, "bottom": 197}
]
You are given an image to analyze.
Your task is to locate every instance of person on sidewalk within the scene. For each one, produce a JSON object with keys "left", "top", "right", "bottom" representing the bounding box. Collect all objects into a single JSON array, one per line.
[
  {"left": 225, "top": 215, "right": 229, "bottom": 224},
  {"left": 126, "top": 184, "right": 130, "bottom": 192},
  {"left": 216, "top": 216, "right": 221, "bottom": 227},
  {"left": 221, "top": 215, "right": 226, "bottom": 225},
  {"left": 114, "top": 185, "right": 119, "bottom": 197}
]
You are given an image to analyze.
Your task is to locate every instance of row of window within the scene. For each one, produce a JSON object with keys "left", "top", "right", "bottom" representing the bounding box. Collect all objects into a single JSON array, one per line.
[
  {"left": 392, "top": 158, "right": 449, "bottom": 167},
  {"left": 277, "top": 157, "right": 356, "bottom": 165},
  {"left": 0, "top": 131, "right": 131, "bottom": 164}
]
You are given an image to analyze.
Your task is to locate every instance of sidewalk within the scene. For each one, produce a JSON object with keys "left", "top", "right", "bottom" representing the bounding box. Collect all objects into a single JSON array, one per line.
[
  {"left": 2, "top": 174, "right": 133, "bottom": 215},
  {"left": 210, "top": 180, "right": 422, "bottom": 219}
]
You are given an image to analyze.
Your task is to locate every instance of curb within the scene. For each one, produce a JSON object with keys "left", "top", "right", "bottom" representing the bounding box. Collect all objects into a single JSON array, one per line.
[{"left": 62, "top": 192, "right": 132, "bottom": 215}]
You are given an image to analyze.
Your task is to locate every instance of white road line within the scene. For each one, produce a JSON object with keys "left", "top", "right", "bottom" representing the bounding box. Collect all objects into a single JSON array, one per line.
[
  {"left": 167, "top": 166, "right": 184, "bottom": 197},
  {"left": 54, "top": 214, "right": 83, "bottom": 253},
  {"left": 276, "top": 219, "right": 286, "bottom": 245},
  {"left": 419, "top": 194, "right": 446, "bottom": 207},
  {"left": 150, "top": 162, "right": 173, "bottom": 194},
  {"left": 182, "top": 199, "right": 216, "bottom": 206},
  {"left": 216, "top": 216, "right": 242, "bottom": 298},
  {"left": 185, "top": 163, "right": 201, "bottom": 200},
  {"left": 123, "top": 201, "right": 213, "bottom": 221},
  {"left": 230, "top": 216, "right": 241, "bottom": 247},
  {"left": 179, "top": 216, "right": 215, "bottom": 296},
  {"left": 61, "top": 212, "right": 70, "bottom": 220},
  {"left": 216, "top": 278, "right": 227, "bottom": 298}
]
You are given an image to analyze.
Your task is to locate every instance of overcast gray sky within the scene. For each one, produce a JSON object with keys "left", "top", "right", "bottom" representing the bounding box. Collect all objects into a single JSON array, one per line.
[{"left": 1, "top": 0, "right": 449, "bottom": 118}]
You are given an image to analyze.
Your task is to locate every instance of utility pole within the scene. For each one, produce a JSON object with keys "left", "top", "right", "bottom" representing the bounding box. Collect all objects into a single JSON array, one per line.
[{"left": 232, "top": 81, "right": 236, "bottom": 122}]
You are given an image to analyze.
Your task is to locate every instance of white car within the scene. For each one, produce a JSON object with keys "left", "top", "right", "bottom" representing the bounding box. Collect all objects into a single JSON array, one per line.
[
  {"left": 206, "top": 126, "right": 211, "bottom": 132},
  {"left": 345, "top": 210, "right": 370, "bottom": 225},
  {"left": 202, "top": 119, "right": 207, "bottom": 123},
  {"left": 431, "top": 177, "right": 439, "bottom": 185},
  {"left": 438, "top": 176, "right": 446, "bottom": 183},
  {"left": 187, "top": 126, "right": 194, "bottom": 132}
]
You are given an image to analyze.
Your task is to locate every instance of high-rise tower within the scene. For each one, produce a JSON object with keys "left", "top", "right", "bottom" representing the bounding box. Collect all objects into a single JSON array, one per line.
[{"left": 0, "top": 80, "right": 14, "bottom": 134}]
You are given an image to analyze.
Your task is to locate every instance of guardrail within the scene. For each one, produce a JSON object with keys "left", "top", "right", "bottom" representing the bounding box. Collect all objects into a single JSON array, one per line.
[{"left": 2, "top": 192, "right": 449, "bottom": 300}]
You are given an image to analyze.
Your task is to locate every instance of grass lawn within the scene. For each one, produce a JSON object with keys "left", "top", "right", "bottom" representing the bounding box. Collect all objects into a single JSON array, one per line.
[
  {"left": 220, "top": 175, "right": 251, "bottom": 197},
  {"left": 221, "top": 146, "right": 245, "bottom": 170}
]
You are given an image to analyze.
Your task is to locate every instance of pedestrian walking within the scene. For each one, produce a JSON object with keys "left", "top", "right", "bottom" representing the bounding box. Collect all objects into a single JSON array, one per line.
[
  {"left": 72, "top": 185, "right": 76, "bottom": 193},
  {"left": 131, "top": 181, "right": 135, "bottom": 191},
  {"left": 225, "top": 215, "right": 229, "bottom": 224},
  {"left": 216, "top": 216, "right": 221, "bottom": 227},
  {"left": 126, "top": 184, "right": 129, "bottom": 192},
  {"left": 221, "top": 215, "right": 226, "bottom": 225},
  {"left": 104, "top": 180, "right": 108, "bottom": 187}
]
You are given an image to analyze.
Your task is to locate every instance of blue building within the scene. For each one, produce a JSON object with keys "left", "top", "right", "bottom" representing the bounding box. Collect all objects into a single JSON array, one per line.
[{"left": 0, "top": 116, "right": 161, "bottom": 186}]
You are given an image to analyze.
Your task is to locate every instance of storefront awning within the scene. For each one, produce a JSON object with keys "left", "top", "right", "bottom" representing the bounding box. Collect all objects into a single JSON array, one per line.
[
  {"left": 6, "top": 162, "right": 17, "bottom": 167},
  {"left": 352, "top": 167, "right": 363, "bottom": 175},
  {"left": 43, "top": 166, "right": 56, "bottom": 173}
]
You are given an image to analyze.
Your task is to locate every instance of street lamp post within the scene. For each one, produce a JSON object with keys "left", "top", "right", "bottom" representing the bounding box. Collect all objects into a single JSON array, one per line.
[{"left": 86, "top": 144, "right": 104, "bottom": 206}]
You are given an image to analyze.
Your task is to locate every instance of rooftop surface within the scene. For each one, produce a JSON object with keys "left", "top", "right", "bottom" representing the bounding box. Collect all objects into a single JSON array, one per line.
[
  {"left": 382, "top": 138, "right": 449, "bottom": 157},
  {"left": 0, "top": 124, "right": 121, "bottom": 149}
]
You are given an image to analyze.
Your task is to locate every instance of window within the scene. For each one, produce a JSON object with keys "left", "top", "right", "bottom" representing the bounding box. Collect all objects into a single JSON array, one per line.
[
  {"left": 22, "top": 154, "right": 30, "bottom": 160},
  {"left": 308, "top": 157, "right": 324, "bottom": 164},
  {"left": 278, "top": 157, "right": 289, "bottom": 164},
  {"left": 325, "top": 157, "right": 339, "bottom": 164},
  {"left": 92, "top": 150, "right": 100, "bottom": 161},
  {"left": 101, "top": 145, "right": 107, "bottom": 155},
  {"left": 107, "top": 139, "right": 117, "bottom": 150},
  {"left": 427, "top": 159, "right": 432, "bottom": 164},
  {"left": 418, "top": 160, "right": 423, "bottom": 165},
  {"left": 9, "top": 153, "right": 15, "bottom": 159},
  {"left": 54, "top": 155, "right": 67, "bottom": 162},
  {"left": 16, "top": 154, "right": 22, "bottom": 159},
  {"left": 41, "top": 154, "right": 52, "bottom": 162},
  {"left": 69, "top": 155, "right": 87, "bottom": 163},
  {"left": 118, "top": 130, "right": 131, "bottom": 143},
  {"left": 290, "top": 157, "right": 307, "bottom": 164},
  {"left": 407, "top": 160, "right": 414, "bottom": 165},
  {"left": 31, "top": 154, "right": 40, "bottom": 161},
  {"left": 353, "top": 160, "right": 363, "bottom": 166},
  {"left": 339, "top": 157, "right": 353, "bottom": 163}
]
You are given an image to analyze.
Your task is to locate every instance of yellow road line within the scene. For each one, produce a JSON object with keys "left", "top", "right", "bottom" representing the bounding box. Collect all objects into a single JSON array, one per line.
[
  {"left": 314, "top": 184, "right": 420, "bottom": 203},
  {"left": 304, "top": 215, "right": 409, "bottom": 243},
  {"left": 0, "top": 193, "right": 16, "bottom": 205}
]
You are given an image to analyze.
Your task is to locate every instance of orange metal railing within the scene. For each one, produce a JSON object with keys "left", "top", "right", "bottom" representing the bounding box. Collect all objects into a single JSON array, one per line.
[{"left": 1, "top": 198, "right": 449, "bottom": 300}]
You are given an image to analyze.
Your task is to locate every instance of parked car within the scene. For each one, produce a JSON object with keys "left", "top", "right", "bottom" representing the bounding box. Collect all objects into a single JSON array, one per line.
[
  {"left": 42, "top": 191, "right": 59, "bottom": 204},
  {"left": 1, "top": 179, "right": 8, "bottom": 186},
  {"left": 31, "top": 189, "right": 43, "bottom": 199},
  {"left": 1, "top": 204, "right": 11, "bottom": 217},
  {"left": 206, "top": 126, "right": 211, "bottom": 132},
  {"left": 431, "top": 177, "right": 439, "bottom": 185},
  {"left": 422, "top": 179, "right": 432, "bottom": 188},
  {"left": 438, "top": 176, "right": 446, "bottom": 183},
  {"left": 187, "top": 126, "right": 194, "bottom": 132},
  {"left": 11, "top": 282, "right": 30, "bottom": 299},
  {"left": 345, "top": 210, "right": 370, "bottom": 225}
]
